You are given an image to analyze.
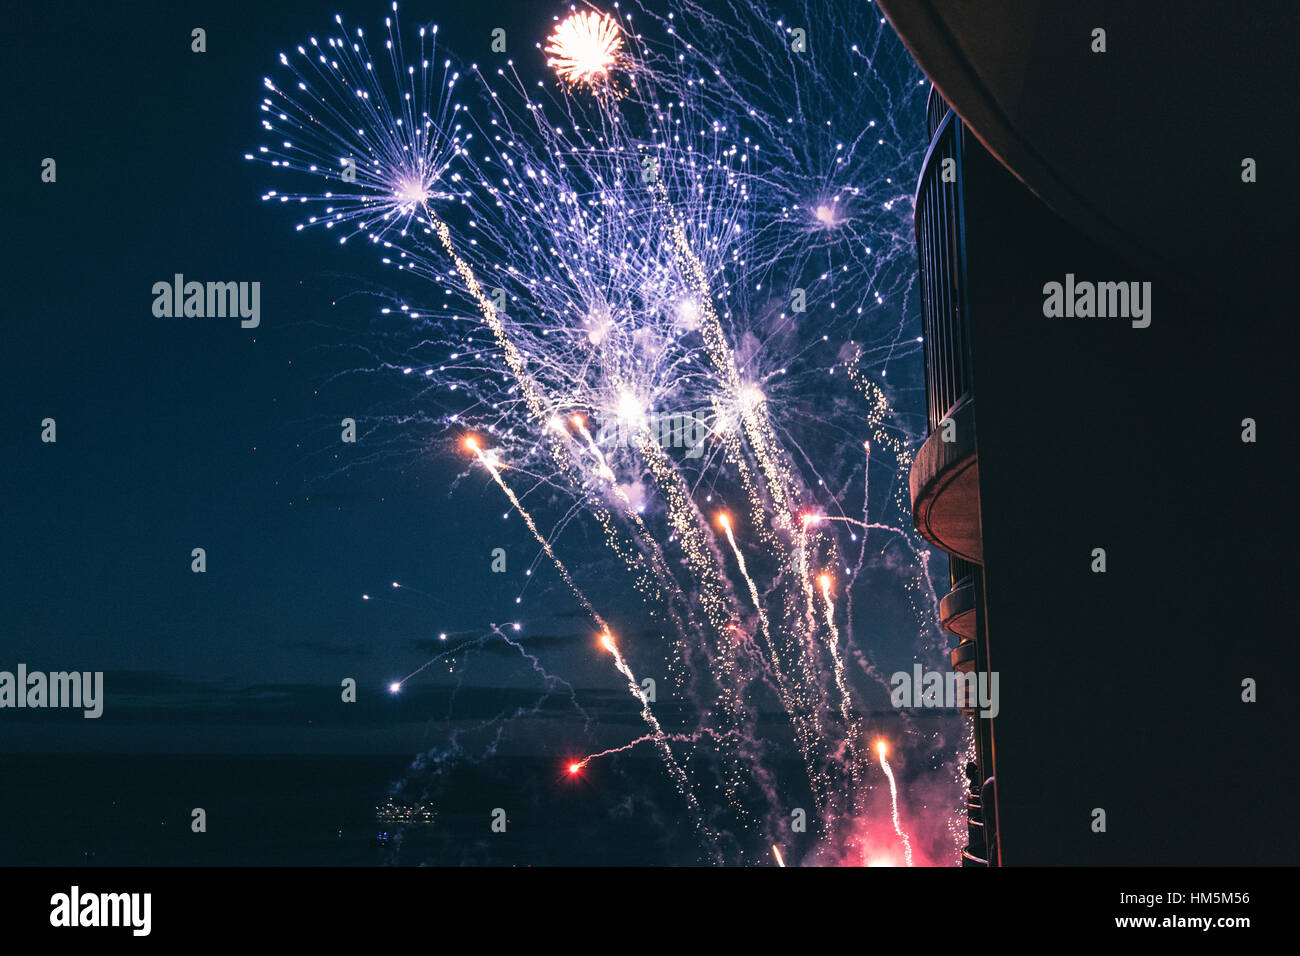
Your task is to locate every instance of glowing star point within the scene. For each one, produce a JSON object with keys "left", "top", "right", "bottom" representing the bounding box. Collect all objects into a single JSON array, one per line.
[
  {"left": 568, "top": 762, "right": 582, "bottom": 775},
  {"left": 388, "top": 682, "right": 401, "bottom": 694},
  {"left": 616, "top": 391, "right": 645, "bottom": 427},
  {"left": 393, "top": 177, "right": 431, "bottom": 206}
]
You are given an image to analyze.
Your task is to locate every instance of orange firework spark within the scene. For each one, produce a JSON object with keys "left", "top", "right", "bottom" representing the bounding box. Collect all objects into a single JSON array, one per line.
[
  {"left": 875, "top": 739, "right": 914, "bottom": 867},
  {"left": 545, "top": 11, "right": 623, "bottom": 89}
]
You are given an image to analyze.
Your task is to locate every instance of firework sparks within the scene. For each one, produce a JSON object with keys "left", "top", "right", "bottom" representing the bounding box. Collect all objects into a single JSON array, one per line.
[
  {"left": 251, "top": 8, "right": 467, "bottom": 247},
  {"left": 818, "top": 571, "right": 864, "bottom": 791},
  {"left": 544, "top": 11, "right": 624, "bottom": 89},
  {"left": 252, "top": 0, "right": 958, "bottom": 865}
]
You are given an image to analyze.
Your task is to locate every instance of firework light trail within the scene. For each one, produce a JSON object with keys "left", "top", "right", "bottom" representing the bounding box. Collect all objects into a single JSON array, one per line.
[
  {"left": 467, "top": 434, "right": 711, "bottom": 837},
  {"left": 252, "top": 0, "right": 965, "bottom": 865},
  {"left": 466, "top": 435, "right": 606, "bottom": 631},
  {"left": 818, "top": 572, "right": 865, "bottom": 797},
  {"left": 876, "top": 739, "right": 913, "bottom": 867},
  {"left": 569, "top": 725, "right": 738, "bottom": 772}
]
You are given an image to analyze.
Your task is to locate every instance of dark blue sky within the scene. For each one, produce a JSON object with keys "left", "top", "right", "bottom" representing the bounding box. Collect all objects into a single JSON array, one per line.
[
  {"left": 2, "top": 0, "right": 932, "bottom": 786},
  {"left": 3, "top": 0, "right": 622, "bottom": 754}
]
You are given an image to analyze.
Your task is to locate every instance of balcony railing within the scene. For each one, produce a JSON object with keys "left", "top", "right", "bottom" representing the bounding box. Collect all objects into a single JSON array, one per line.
[
  {"left": 915, "top": 105, "right": 972, "bottom": 436},
  {"left": 925, "top": 85, "right": 948, "bottom": 140},
  {"left": 949, "top": 554, "right": 975, "bottom": 590}
]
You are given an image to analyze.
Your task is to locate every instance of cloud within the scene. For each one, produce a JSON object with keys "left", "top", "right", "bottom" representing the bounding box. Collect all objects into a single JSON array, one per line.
[
  {"left": 412, "top": 631, "right": 588, "bottom": 656},
  {"left": 277, "top": 639, "right": 369, "bottom": 658}
]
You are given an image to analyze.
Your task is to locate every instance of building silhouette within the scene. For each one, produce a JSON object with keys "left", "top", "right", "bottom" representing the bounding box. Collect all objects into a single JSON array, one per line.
[{"left": 888, "top": 1, "right": 1292, "bottom": 864}]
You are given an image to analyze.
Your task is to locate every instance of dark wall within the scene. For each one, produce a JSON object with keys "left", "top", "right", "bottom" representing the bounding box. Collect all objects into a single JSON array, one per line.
[{"left": 959, "top": 131, "right": 1292, "bottom": 864}]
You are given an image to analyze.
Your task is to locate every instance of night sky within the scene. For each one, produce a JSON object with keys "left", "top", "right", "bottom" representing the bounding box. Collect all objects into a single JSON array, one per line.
[
  {"left": 4, "top": 0, "right": 1298, "bottom": 893},
  {"left": 4, "top": 0, "right": 961, "bottom": 867},
  {"left": 6, "top": 0, "right": 562, "bottom": 758}
]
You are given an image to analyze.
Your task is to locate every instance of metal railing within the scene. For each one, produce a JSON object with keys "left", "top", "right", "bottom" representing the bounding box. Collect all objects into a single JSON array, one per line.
[
  {"left": 915, "top": 106, "right": 973, "bottom": 436},
  {"left": 925, "top": 85, "right": 948, "bottom": 139},
  {"left": 949, "top": 555, "right": 976, "bottom": 590}
]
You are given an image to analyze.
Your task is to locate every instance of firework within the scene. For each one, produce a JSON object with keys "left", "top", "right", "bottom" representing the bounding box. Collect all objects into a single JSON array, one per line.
[
  {"left": 253, "top": 0, "right": 959, "bottom": 865},
  {"left": 545, "top": 11, "right": 625, "bottom": 90},
  {"left": 251, "top": 5, "right": 471, "bottom": 249},
  {"left": 876, "top": 739, "right": 914, "bottom": 867}
]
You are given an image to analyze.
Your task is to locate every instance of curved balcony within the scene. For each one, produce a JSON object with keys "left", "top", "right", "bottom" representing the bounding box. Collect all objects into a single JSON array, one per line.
[
  {"left": 950, "top": 638, "right": 977, "bottom": 674},
  {"left": 910, "top": 98, "right": 981, "bottom": 563},
  {"left": 909, "top": 394, "right": 981, "bottom": 563},
  {"left": 940, "top": 556, "right": 977, "bottom": 639}
]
